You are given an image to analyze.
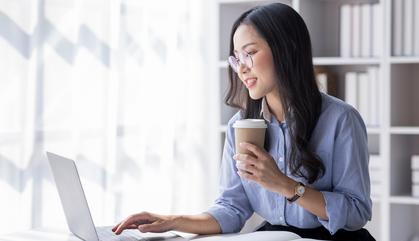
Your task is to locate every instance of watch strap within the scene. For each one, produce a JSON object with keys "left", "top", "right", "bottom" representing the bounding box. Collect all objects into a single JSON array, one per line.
[{"left": 286, "top": 182, "right": 305, "bottom": 203}]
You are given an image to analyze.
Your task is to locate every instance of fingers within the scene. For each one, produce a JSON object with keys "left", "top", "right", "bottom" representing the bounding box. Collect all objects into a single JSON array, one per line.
[
  {"left": 233, "top": 153, "right": 258, "bottom": 165},
  {"left": 112, "top": 222, "right": 121, "bottom": 232},
  {"left": 113, "top": 212, "right": 156, "bottom": 235},
  {"left": 112, "top": 223, "right": 137, "bottom": 232},
  {"left": 138, "top": 221, "right": 168, "bottom": 233},
  {"left": 112, "top": 221, "right": 135, "bottom": 232},
  {"left": 235, "top": 160, "right": 258, "bottom": 175},
  {"left": 237, "top": 170, "right": 257, "bottom": 181},
  {"left": 239, "top": 142, "right": 266, "bottom": 158}
]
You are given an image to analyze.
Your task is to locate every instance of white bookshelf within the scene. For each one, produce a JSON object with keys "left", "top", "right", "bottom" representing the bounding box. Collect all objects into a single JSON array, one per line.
[
  {"left": 313, "top": 57, "right": 380, "bottom": 65},
  {"left": 213, "top": 0, "right": 419, "bottom": 240},
  {"left": 390, "top": 57, "right": 419, "bottom": 64}
]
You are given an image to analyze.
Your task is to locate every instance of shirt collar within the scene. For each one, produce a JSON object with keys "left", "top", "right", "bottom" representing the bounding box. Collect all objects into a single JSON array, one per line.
[
  {"left": 260, "top": 97, "right": 287, "bottom": 125},
  {"left": 260, "top": 97, "right": 272, "bottom": 123}
]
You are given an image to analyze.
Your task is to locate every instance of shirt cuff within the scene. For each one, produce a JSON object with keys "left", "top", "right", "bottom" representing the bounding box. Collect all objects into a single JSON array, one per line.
[
  {"left": 318, "top": 191, "right": 348, "bottom": 235},
  {"left": 205, "top": 205, "right": 242, "bottom": 234}
]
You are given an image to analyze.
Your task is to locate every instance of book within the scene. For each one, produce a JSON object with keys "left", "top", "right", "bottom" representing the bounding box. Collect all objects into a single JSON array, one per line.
[
  {"left": 369, "top": 155, "right": 383, "bottom": 197},
  {"left": 370, "top": 174, "right": 382, "bottom": 185},
  {"left": 190, "top": 231, "right": 329, "bottom": 241},
  {"left": 361, "top": 4, "right": 371, "bottom": 57},
  {"left": 404, "top": 0, "right": 414, "bottom": 56},
  {"left": 352, "top": 4, "right": 361, "bottom": 57},
  {"left": 345, "top": 72, "right": 358, "bottom": 108},
  {"left": 340, "top": 4, "right": 352, "bottom": 57},
  {"left": 367, "top": 67, "right": 380, "bottom": 126},
  {"left": 314, "top": 67, "right": 337, "bottom": 97},
  {"left": 412, "top": 155, "right": 419, "bottom": 169},
  {"left": 414, "top": 0, "right": 419, "bottom": 55},
  {"left": 372, "top": 3, "right": 383, "bottom": 57},
  {"left": 393, "top": 0, "right": 403, "bottom": 56},
  {"left": 370, "top": 155, "right": 381, "bottom": 169},
  {"left": 412, "top": 170, "right": 419, "bottom": 184},
  {"left": 316, "top": 73, "right": 328, "bottom": 93},
  {"left": 369, "top": 155, "right": 382, "bottom": 180},
  {"left": 358, "top": 72, "right": 370, "bottom": 125},
  {"left": 413, "top": 184, "right": 419, "bottom": 197}
]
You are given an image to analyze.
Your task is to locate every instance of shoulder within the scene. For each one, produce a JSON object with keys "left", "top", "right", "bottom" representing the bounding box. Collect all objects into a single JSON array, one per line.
[
  {"left": 227, "top": 110, "right": 245, "bottom": 127},
  {"left": 223, "top": 111, "right": 244, "bottom": 145},
  {"left": 320, "top": 92, "right": 355, "bottom": 115},
  {"left": 319, "top": 93, "right": 365, "bottom": 127}
]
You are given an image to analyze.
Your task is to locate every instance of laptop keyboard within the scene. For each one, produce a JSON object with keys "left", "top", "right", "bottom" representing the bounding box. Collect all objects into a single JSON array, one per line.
[{"left": 96, "top": 227, "right": 145, "bottom": 241}]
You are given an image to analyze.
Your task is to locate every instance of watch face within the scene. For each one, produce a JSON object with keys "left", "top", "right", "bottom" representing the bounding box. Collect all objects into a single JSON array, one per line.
[{"left": 297, "top": 185, "right": 305, "bottom": 195}]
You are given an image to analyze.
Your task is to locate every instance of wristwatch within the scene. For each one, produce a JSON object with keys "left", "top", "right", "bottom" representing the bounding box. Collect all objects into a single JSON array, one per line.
[{"left": 287, "top": 182, "right": 305, "bottom": 203}]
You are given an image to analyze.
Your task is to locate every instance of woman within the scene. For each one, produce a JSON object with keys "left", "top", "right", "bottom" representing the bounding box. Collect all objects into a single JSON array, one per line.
[{"left": 113, "top": 3, "right": 375, "bottom": 240}]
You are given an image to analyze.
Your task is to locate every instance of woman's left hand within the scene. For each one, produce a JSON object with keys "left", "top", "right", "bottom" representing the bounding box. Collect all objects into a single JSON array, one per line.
[{"left": 233, "top": 142, "right": 293, "bottom": 196}]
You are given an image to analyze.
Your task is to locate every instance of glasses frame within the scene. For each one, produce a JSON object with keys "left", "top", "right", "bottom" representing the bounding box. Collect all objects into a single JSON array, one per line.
[{"left": 228, "top": 52, "right": 254, "bottom": 73}]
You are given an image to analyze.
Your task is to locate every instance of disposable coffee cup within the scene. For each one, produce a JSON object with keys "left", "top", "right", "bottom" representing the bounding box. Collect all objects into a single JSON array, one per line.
[{"left": 233, "top": 119, "right": 267, "bottom": 155}]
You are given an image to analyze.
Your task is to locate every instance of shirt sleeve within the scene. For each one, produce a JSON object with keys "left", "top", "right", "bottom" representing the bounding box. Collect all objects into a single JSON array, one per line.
[
  {"left": 318, "top": 108, "right": 372, "bottom": 234},
  {"left": 205, "top": 113, "right": 253, "bottom": 233}
]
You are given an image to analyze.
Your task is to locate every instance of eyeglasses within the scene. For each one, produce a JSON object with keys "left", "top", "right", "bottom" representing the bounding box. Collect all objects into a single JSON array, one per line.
[{"left": 228, "top": 52, "right": 253, "bottom": 73}]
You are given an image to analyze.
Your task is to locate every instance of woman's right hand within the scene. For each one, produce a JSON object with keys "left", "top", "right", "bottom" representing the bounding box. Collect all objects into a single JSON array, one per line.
[{"left": 112, "top": 212, "right": 177, "bottom": 235}]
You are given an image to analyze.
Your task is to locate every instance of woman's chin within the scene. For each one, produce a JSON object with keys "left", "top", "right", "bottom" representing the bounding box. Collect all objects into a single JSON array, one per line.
[{"left": 249, "top": 91, "right": 263, "bottom": 100}]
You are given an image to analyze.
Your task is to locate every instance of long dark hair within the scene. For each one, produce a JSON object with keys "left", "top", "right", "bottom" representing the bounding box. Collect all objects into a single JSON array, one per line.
[{"left": 225, "top": 3, "right": 324, "bottom": 183}]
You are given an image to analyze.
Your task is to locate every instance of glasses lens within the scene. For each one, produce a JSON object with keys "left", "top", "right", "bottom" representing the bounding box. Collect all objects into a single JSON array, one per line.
[
  {"left": 244, "top": 54, "right": 253, "bottom": 69},
  {"left": 228, "top": 53, "right": 253, "bottom": 73},
  {"left": 228, "top": 56, "right": 239, "bottom": 73}
]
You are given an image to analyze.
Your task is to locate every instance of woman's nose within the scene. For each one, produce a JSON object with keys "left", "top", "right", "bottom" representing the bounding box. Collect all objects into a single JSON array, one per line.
[{"left": 238, "top": 61, "right": 250, "bottom": 74}]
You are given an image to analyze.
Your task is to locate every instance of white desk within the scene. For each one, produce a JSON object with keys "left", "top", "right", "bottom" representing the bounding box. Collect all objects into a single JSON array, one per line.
[
  {"left": 0, "top": 228, "right": 187, "bottom": 241},
  {"left": 0, "top": 228, "right": 327, "bottom": 241}
]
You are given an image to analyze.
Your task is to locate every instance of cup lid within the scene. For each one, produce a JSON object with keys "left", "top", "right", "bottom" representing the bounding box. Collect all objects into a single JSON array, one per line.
[{"left": 233, "top": 119, "right": 267, "bottom": 128}]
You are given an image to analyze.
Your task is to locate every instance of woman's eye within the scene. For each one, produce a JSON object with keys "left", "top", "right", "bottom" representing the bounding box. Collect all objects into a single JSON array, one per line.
[{"left": 247, "top": 51, "right": 257, "bottom": 55}]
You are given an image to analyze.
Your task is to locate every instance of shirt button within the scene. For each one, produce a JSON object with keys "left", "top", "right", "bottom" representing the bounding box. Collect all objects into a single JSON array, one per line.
[
  {"left": 279, "top": 216, "right": 284, "bottom": 221},
  {"left": 279, "top": 157, "right": 283, "bottom": 162}
]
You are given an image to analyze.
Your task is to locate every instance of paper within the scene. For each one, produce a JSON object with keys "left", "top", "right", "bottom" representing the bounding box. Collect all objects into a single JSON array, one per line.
[{"left": 189, "top": 231, "right": 329, "bottom": 241}]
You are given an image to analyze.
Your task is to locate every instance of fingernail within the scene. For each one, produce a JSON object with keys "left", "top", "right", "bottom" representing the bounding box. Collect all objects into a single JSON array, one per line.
[{"left": 239, "top": 142, "right": 244, "bottom": 146}]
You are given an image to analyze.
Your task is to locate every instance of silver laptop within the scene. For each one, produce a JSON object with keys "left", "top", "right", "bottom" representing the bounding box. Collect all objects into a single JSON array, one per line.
[{"left": 46, "top": 152, "right": 182, "bottom": 241}]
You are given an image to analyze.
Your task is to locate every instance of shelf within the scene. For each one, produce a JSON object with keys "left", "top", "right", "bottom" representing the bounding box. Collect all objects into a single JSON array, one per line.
[
  {"left": 222, "top": 58, "right": 381, "bottom": 67},
  {"left": 390, "top": 204, "right": 419, "bottom": 241},
  {"left": 391, "top": 64, "right": 419, "bottom": 126},
  {"left": 371, "top": 196, "right": 382, "bottom": 203},
  {"left": 390, "top": 135, "right": 419, "bottom": 196},
  {"left": 299, "top": 0, "right": 381, "bottom": 58},
  {"left": 368, "top": 133, "right": 380, "bottom": 155},
  {"left": 390, "top": 196, "right": 419, "bottom": 205},
  {"left": 390, "top": 57, "right": 419, "bottom": 64},
  {"left": 313, "top": 57, "right": 380, "bottom": 66},
  {"left": 390, "top": 127, "right": 419, "bottom": 135},
  {"left": 367, "top": 127, "right": 381, "bottom": 134},
  {"left": 299, "top": 0, "right": 340, "bottom": 57},
  {"left": 215, "top": 1, "right": 419, "bottom": 240},
  {"left": 365, "top": 201, "right": 381, "bottom": 241},
  {"left": 218, "top": 0, "right": 291, "bottom": 61}
]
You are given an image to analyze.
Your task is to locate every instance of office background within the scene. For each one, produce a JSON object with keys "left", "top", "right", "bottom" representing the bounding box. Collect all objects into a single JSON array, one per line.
[{"left": 1, "top": 0, "right": 419, "bottom": 241}]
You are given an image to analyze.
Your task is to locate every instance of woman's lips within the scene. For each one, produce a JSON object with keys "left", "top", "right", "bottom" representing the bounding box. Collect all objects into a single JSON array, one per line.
[{"left": 245, "top": 78, "right": 257, "bottom": 88}]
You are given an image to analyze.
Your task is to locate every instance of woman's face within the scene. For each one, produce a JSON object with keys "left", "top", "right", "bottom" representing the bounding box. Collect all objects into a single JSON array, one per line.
[{"left": 233, "top": 24, "right": 279, "bottom": 100}]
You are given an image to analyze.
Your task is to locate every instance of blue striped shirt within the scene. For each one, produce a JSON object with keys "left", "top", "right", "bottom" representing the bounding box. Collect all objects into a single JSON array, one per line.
[{"left": 206, "top": 93, "right": 372, "bottom": 235}]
